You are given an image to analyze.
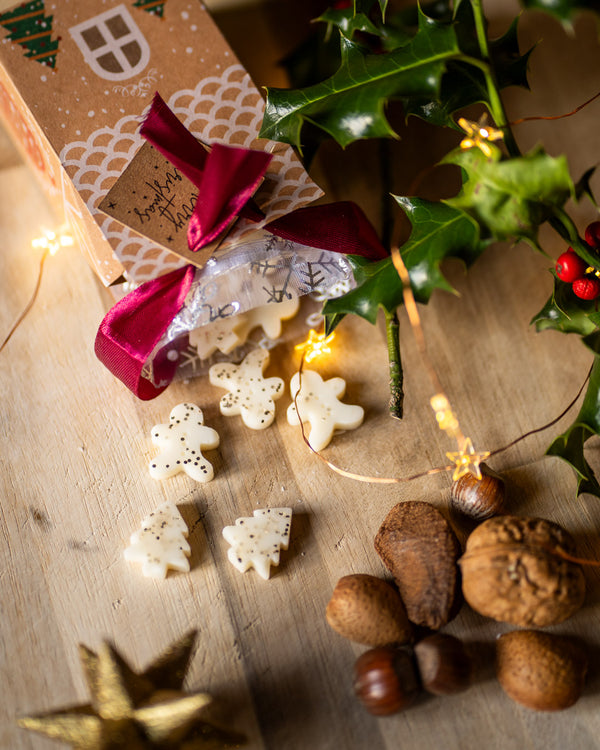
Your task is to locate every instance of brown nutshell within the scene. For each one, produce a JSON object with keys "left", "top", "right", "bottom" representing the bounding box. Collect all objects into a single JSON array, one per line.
[
  {"left": 496, "top": 630, "right": 588, "bottom": 711},
  {"left": 325, "top": 574, "right": 412, "bottom": 647},
  {"left": 460, "top": 515, "right": 586, "bottom": 627},
  {"left": 450, "top": 463, "right": 506, "bottom": 520},
  {"left": 374, "top": 501, "right": 462, "bottom": 630},
  {"left": 414, "top": 633, "right": 472, "bottom": 696},
  {"left": 354, "top": 646, "right": 420, "bottom": 716}
]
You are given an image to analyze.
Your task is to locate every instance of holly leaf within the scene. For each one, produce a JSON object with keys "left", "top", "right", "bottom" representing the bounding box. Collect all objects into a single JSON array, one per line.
[
  {"left": 444, "top": 146, "right": 574, "bottom": 243},
  {"left": 259, "top": 8, "right": 460, "bottom": 149},
  {"left": 405, "top": 9, "right": 532, "bottom": 128},
  {"left": 323, "top": 198, "right": 482, "bottom": 326},
  {"left": 546, "top": 355, "right": 600, "bottom": 498},
  {"left": 575, "top": 166, "right": 597, "bottom": 205},
  {"left": 323, "top": 255, "right": 402, "bottom": 325},
  {"left": 532, "top": 275, "right": 599, "bottom": 338},
  {"left": 520, "top": 0, "right": 600, "bottom": 25},
  {"left": 318, "top": 9, "right": 382, "bottom": 40},
  {"left": 394, "top": 196, "right": 483, "bottom": 300}
]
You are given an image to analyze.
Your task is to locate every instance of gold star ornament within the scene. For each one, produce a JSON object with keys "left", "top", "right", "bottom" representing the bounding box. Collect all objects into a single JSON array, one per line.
[
  {"left": 17, "top": 631, "right": 246, "bottom": 749},
  {"left": 446, "top": 437, "right": 491, "bottom": 481}
]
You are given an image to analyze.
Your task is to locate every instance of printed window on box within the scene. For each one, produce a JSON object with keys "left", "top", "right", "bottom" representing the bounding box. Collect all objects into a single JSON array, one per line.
[{"left": 69, "top": 5, "right": 150, "bottom": 82}]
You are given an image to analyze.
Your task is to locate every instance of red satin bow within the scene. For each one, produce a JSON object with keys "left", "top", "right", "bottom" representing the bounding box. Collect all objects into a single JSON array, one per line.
[
  {"left": 140, "top": 92, "right": 272, "bottom": 251},
  {"left": 95, "top": 94, "right": 388, "bottom": 399}
]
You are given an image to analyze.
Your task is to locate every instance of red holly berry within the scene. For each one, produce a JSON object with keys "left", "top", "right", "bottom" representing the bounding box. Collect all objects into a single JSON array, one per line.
[
  {"left": 555, "top": 249, "right": 587, "bottom": 283},
  {"left": 572, "top": 276, "right": 600, "bottom": 301},
  {"left": 585, "top": 221, "right": 600, "bottom": 249}
]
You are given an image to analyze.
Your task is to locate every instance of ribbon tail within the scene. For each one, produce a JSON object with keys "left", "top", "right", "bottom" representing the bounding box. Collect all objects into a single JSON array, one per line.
[
  {"left": 265, "top": 201, "right": 388, "bottom": 261},
  {"left": 140, "top": 92, "right": 208, "bottom": 186},
  {"left": 94, "top": 265, "right": 196, "bottom": 400}
]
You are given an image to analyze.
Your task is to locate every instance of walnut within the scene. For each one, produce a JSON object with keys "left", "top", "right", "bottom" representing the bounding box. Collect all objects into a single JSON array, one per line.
[{"left": 459, "top": 516, "right": 585, "bottom": 627}]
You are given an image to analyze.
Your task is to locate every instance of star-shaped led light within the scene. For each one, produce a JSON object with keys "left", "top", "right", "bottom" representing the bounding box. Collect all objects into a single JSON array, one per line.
[
  {"left": 294, "top": 329, "right": 336, "bottom": 363},
  {"left": 31, "top": 227, "right": 74, "bottom": 256},
  {"left": 446, "top": 437, "right": 491, "bottom": 481},
  {"left": 17, "top": 632, "right": 246, "bottom": 749},
  {"left": 457, "top": 115, "right": 504, "bottom": 158}
]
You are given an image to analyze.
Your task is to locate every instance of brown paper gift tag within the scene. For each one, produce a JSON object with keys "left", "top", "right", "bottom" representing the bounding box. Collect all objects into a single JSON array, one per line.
[{"left": 98, "top": 141, "right": 227, "bottom": 269}]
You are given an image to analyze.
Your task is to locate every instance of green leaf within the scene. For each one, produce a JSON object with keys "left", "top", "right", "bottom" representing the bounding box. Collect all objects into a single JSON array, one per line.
[
  {"left": 521, "top": 0, "right": 600, "bottom": 25},
  {"left": 394, "top": 196, "right": 483, "bottom": 301},
  {"left": 444, "top": 146, "right": 574, "bottom": 243},
  {"left": 322, "top": 255, "right": 402, "bottom": 324},
  {"left": 318, "top": 9, "right": 382, "bottom": 40},
  {"left": 532, "top": 275, "right": 599, "bottom": 338},
  {"left": 322, "top": 198, "right": 482, "bottom": 325},
  {"left": 575, "top": 166, "right": 597, "bottom": 205},
  {"left": 546, "top": 355, "right": 600, "bottom": 498},
  {"left": 259, "top": 8, "right": 460, "bottom": 149},
  {"left": 405, "top": 7, "right": 532, "bottom": 128}
]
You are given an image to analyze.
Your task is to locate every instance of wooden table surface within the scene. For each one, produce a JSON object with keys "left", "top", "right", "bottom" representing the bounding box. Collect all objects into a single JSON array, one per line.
[{"left": 2, "top": 2, "right": 600, "bottom": 748}]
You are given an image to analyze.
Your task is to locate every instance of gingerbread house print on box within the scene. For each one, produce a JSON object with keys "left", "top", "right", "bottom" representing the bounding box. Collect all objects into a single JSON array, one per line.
[{"left": 0, "top": 0, "right": 322, "bottom": 285}]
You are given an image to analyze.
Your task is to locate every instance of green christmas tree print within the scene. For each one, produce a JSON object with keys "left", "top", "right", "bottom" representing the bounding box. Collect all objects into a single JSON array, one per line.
[
  {"left": 0, "top": 1, "right": 59, "bottom": 68},
  {"left": 133, "top": 0, "right": 168, "bottom": 18}
]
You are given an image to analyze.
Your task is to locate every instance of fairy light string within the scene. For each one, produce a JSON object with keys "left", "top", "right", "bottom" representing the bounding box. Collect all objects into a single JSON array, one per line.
[{"left": 0, "top": 227, "right": 73, "bottom": 354}]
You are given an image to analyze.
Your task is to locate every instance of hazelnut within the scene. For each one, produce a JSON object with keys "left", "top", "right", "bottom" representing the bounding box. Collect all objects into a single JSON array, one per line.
[
  {"left": 326, "top": 574, "right": 412, "bottom": 647},
  {"left": 414, "top": 633, "right": 472, "bottom": 696},
  {"left": 460, "top": 515, "right": 585, "bottom": 627},
  {"left": 375, "top": 501, "right": 462, "bottom": 630},
  {"left": 496, "top": 630, "right": 588, "bottom": 711},
  {"left": 451, "top": 463, "right": 506, "bottom": 520},
  {"left": 353, "top": 646, "right": 420, "bottom": 716}
]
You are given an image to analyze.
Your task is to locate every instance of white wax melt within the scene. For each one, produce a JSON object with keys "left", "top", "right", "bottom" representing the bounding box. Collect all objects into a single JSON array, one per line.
[
  {"left": 209, "top": 348, "right": 284, "bottom": 429},
  {"left": 222, "top": 508, "right": 292, "bottom": 580},
  {"left": 235, "top": 296, "right": 299, "bottom": 341},
  {"left": 124, "top": 502, "right": 191, "bottom": 579},
  {"left": 190, "top": 297, "right": 299, "bottom": 360},
  {"left": 287, "top": 369, "right": 364, "bottom": 451},
  {"left": 149, "top": 402, "right": 219, "bottom": 482},
  {"left": 189, "top": 317, "right": 243, "bottom": 359}
]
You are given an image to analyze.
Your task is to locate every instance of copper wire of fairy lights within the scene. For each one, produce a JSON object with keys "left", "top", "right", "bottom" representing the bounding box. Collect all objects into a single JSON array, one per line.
[
  {"left": 508, "top": 90, "right": 600, "bottom": 127},
  {"left": 0, "top": 248, "right": 49, "bottom": 355}
]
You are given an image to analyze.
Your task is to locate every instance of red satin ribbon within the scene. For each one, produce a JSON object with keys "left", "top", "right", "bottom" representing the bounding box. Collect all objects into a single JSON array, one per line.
[
  {"left": 95, "top": 94, "right": 388, "bottom": 399},
  {"left": 140, "top": 92, "right": 272, "bottom": 251},
  {"left": 94, "top": 265, "right": 195, "bottom": 400}
]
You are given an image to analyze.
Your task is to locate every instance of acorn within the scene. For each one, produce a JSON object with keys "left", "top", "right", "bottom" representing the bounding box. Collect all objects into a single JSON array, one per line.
[
  {"left": 496, "top": 630, "right": 588, "bottom": 711},
  {"left": 325, "top": 574, "right": 412, "bottom": 647},
  {"left": 414, "top": 633, "right": 472, "bottom": 696},
  {"left": 353, "top": 646, "right": 420, "bottom": 716},
  {"left": 450, "top": 463, "right": 506, "bottom": 520}
]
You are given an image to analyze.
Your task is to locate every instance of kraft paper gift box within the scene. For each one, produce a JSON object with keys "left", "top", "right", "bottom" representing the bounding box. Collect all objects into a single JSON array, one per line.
[{"left": 0, "top": 0, "right": 322, "bottom": 286}]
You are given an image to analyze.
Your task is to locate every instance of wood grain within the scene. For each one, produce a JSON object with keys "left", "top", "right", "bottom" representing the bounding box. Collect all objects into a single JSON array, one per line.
[{"left": 1, "top": 2, "right": 600, "bottom": 749}]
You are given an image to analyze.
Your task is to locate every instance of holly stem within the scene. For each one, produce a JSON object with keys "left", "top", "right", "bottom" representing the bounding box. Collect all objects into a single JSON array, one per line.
[
  {"left": 468, "top": 0, "right": 520, "bottom": 157},
  {"left": 384, "top": 308, "right": 404, "bottom": 419}
]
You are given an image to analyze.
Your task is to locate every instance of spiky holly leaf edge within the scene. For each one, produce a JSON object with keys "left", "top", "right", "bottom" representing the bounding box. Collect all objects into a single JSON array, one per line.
[{"left": 546, "top": 355, "right": 600, "bottom": 497}]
